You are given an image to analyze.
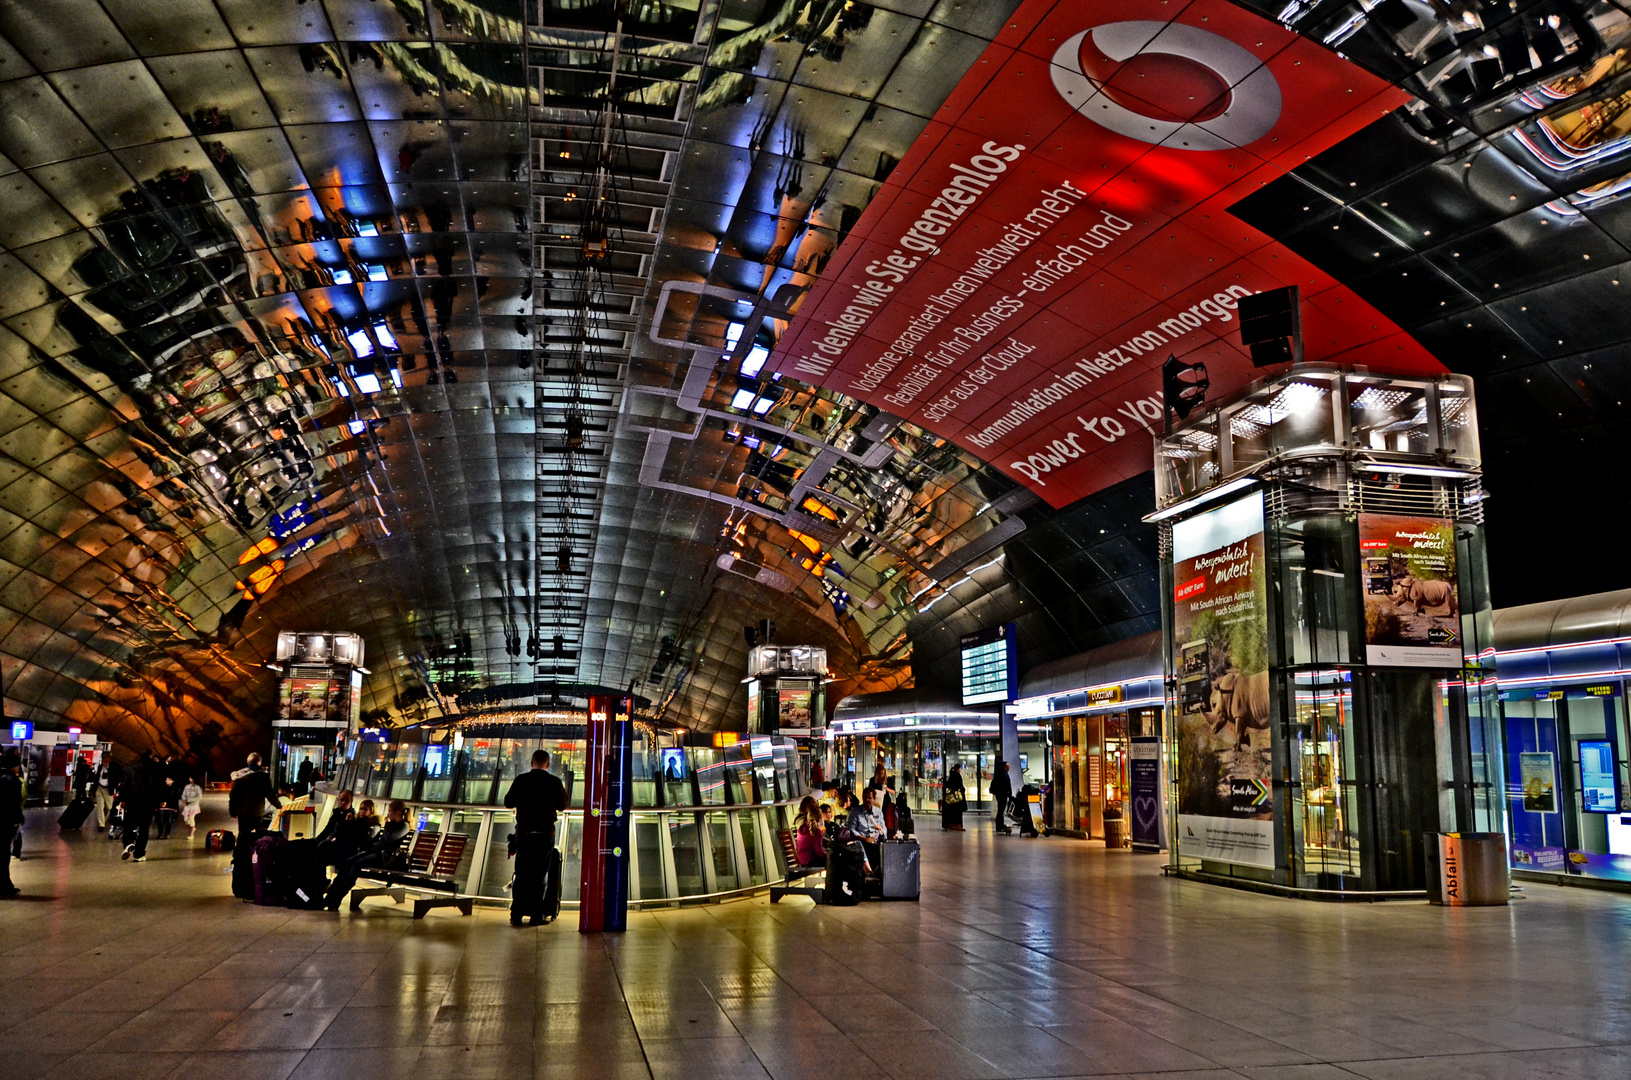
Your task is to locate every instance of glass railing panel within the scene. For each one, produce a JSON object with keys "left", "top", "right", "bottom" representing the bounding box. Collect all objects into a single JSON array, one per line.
[
  {"left": 669, "top": 814, "right": 705, "bottom": 895},
  {"left": 707, "top": 813, "right": 739, "bottom": 891},
  {"left": 474, "top": 808, "right": 520, "bottom": 898},
  {"left": 737, "top": 809, "right": 764, "bottom": 885},
  {"left": 557, "top": 814, "right": 584, "bottom": 902},
  {"left": 633, "top": 816, "right": 665, "bottom": 899}
]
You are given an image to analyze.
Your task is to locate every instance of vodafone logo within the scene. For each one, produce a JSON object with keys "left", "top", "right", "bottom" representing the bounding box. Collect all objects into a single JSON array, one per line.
[{"left": 1051, "top": 21, "right": 1281, "bottom": 151}]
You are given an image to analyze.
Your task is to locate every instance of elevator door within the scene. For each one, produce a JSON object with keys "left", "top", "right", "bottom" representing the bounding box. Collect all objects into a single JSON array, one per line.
[{"left": 1357, "top": 669, "right": 1447, "bottom": 891}]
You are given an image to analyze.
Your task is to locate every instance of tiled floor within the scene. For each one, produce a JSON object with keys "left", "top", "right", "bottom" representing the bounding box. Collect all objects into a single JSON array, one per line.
[{"left": 3, "top": 797, "right": 1630, "bottom": 1080}]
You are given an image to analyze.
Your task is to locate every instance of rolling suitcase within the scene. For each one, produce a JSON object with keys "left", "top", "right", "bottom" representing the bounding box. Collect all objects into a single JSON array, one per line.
[
  {"left": 206, "top": 829, "right": 235, "bottom": 853},
  {"left": 824, "top": 841, "right": 866, "bottom": 906},
  {"left": 280, "top": 839, "right": 328, "bottom": 909},
  {"left": 880, "top": 839, "right": 920, "bottom": 900},
  {"left": 509, "top": 832, "right": 554, "bottom": 924},
  {"left": 542, "top": 846, "right": 563, "bottom": 923},
  {"left": 58, "top": 797, "right": 94, "bottom": 830},
  {"left": 232, "top": 842, "right": 257, "bottom": 900},
  {"left": 251, "top": 833, "right": 287, "bottom": 906}
]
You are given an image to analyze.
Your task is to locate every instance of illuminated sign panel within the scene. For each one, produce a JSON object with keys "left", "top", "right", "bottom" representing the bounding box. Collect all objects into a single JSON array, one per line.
[
  {"left": 769, "top": 0, "right": 1442, "bottom": 507},
  {"left": 961, "top": 623, "right": 1018, "bottom": 706}
]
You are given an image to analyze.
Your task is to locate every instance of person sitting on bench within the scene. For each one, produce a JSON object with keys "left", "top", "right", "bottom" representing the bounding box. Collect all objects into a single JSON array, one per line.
[
  {"left": 793, "top": 796, "right": 826, "bottom": 868},
  {"left": 847, "top": 787, "right": 886, "bottom": 874},
  {"left": 323, "top": 799, "right": 411, "bottom": 911}
]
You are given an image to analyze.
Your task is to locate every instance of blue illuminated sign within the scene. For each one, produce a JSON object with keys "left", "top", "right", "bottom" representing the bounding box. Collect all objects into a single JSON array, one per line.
[{"left": 10, "top": 720, "right": 32, "bottom": 740}]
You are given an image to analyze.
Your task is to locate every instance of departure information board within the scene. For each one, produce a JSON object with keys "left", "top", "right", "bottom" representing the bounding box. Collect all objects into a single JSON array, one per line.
[{"left": 961, "top": 623, "right": 1017, "bottom": 706}]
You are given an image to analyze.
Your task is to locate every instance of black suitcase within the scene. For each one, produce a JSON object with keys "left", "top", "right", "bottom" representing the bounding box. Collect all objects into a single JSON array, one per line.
[
  {"left": 58, "top": 797, "right": 94, "bottom": 830},
  {"left": 880, "top": 839, "right": 921, "bottom": 900},
  {"left": 280, "top": 839, "right": 328, "bottom": 909},
  {"left": 824, "top": 841, "right": 866, "bottom": 906},
  {"left": 231, "top": 833, "right": 259, "bottom": 900},
  {"left": 542, "top": 846, "right": 563, "bottom": 922}
]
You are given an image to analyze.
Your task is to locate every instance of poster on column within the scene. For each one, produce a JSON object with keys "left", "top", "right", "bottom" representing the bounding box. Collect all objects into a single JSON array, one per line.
[
  {"left": 1172, "top": 493, "right": 1273, "bottom": 868},
  {"left": 1359, "top": 514, "right": 1461, "bottom": 667},
  {"left": 765, "top": 0, "right": 1445, "bottom": 508}
]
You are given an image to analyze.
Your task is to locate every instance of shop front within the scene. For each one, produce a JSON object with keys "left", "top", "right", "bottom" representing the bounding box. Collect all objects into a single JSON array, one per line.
[
  {"left": 1014, "top": 633, "right": 1163, "bottom": 842},
  {"left": 1492, "top": 592, "right": 1631, "bottom": 887},
  {"left": 828, "top": 690, "right": 1048, "bottom": 815}
]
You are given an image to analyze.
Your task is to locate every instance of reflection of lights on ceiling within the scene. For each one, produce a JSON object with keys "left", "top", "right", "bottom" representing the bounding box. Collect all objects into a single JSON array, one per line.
[
  {"left": 918, "top": 554, "right": 1006, "bottom": 613},
  {"left": 353, "top": 372, "right": 383, "bottom": 395},
  {"left": 389, "top": 368, "right": 403, "bottom": 389},
  {"left": 348, "top": 419, "right": 368, "bottom": 435},
  {"left": 365, "top": 264, "right": 388, "bottom": 282},
  {"left": 739, "top": 343, "right": 769, "bottom": 378},
  {"left": 373, "top": 322, "right": 398, "bottom": 350},
  {"left": 1352, "top": 386, "right": 1410, "bottom": 410},
  {"left": 238, "top": 537, "right": 278, "bottom": 565},
  {"left": 331, "top": 268, "right": 354, "bottom": 285},
  {"left": 346, "top": 329, "right": 375, "bottom": 357},
  {"left": 730, "top": 388, "right": 756, "bottom": 410},
  {"left": 724, "top": 321, "right": 745, "bottom": 348},
  {"left": 751, "top": 396, "right": 774, "bottom": 415},
  {"left": 357, "top": 222, "right": 379, "bottom": 237},
  {"left": 331, "top": 378, "right": 349, "bottom": 397}
]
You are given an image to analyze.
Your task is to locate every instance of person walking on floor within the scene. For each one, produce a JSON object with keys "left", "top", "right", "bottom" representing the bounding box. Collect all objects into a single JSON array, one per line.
[
  {"left": 120, "top": 752, "right": 160, "bottom": 861},
  {"left": 990, "top": 759, "right": 1013, "bottom": 835},
  {"left": 295, "top": 757, "right": 314, "bottom": 797},
  {"left": 0, "top": 751, "right": 22, "bottom": 896},
  {"left": 154, "top": 757, "right": 180, "bottom": 840},
  {"left": 941, "top": 762, "right": 967, "bottom": 831},
  {"left": 179, "top": 776, "right": 204, "bottom": 839},
  {"left": 228, "top": 753, "right": 281, "bottom": 869},
  {"left": 93, "top": 756, "right": 122, "bottom": 830},
  {"left": 503, "top": 749, "right": 567, "bottom": 926}
]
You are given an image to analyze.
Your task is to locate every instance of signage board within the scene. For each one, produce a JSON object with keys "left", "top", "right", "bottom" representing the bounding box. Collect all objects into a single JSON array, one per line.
[
  {"left": 960, "top": 623, "right": 1018, "bottom": 706},
  {"left": 765, "top": 0, "right": 1441, "bottom": 507},
  {"left": 1579, "top": 740, "right": 1617, "bottom": 813},
  {"left": 777, "top": 689, "right": 813, "bottom": 728},
  {"left": 9, "top": 720, "right": 32, "bottom": 741},
  {"left": 1129, "top": 736, "right": 1165, "bottom": 851},
  {"left": 1171, "top": 493, "right": 1273, "bottom": 869},
  {"left": 1359, "top": 514, "right": 1461, "bottom": 667},
  {"left": 1520, "top": 752, "right": 1557, "bottom": 814}
]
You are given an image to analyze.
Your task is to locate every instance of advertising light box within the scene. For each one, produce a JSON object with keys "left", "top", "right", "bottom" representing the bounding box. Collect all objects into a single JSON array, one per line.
[{"left": 767, "top": 0, "right": 1443, "bottom": 507}]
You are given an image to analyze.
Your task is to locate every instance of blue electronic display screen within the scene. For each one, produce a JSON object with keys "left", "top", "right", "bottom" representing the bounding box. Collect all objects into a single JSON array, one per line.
[{"left": 1579, "top": 740, "right": 1617, "bottom": 813}]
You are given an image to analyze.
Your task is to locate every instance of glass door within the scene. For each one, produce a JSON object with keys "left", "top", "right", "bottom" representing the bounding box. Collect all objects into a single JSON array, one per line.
[{"left": 1290, "top": 673, "right": 1361, "bottom": 883}]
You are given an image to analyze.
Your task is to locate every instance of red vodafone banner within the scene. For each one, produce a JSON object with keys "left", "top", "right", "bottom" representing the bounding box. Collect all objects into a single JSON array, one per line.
[{"left": 768, "top": 0, "right": 1444, "bottom": 508}]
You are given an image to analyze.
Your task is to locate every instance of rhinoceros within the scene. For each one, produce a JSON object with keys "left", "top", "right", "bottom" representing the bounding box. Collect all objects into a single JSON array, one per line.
[
  {"left": 1208, "top": 669, "right": 1271, "bottom": 752},
  {"left": 1392, "top": 575, "right": 1458, "bottom": 616}
]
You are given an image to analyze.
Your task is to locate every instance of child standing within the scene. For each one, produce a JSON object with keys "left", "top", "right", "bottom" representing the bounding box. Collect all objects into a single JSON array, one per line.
[{"left": 179, "top": 777, "right": 204, "bottom": 839}]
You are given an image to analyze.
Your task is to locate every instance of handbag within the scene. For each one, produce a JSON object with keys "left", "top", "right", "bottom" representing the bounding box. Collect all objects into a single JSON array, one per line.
[{"left": 943, "top": 788, "right": 965, "bottom": 807}]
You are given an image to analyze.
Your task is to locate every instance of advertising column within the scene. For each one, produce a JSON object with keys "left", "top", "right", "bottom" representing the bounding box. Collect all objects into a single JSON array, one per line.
[
  {"left": 1171, "top": 494, "right": 1274, "bottom": 869},
  {"left": 1358, "top": 514, "right": 1461, "bottom": 667}
]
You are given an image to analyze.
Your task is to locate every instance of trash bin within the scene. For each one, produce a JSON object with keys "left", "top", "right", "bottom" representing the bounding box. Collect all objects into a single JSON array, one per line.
[
  {"left": 1103, "top": 815, "right": 1127, "bottom": 850},
  {"left": 1426, "top": 832, "right": 1509, "bottom": 906}
]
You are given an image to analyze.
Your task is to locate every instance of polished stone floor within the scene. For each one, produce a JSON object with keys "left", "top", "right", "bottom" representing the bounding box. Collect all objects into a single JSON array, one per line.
[{"left": 2, "top": 796, "right": 1629, "bottom": 1080}]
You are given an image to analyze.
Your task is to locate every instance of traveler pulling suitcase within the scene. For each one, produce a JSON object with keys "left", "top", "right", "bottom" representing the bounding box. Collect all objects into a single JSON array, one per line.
[
  {"left": 58, "top": 797, "right": 94, "bottom": 830},
  {"left": 824, "top": 840, "right": 866, "bottom": 905},
  {"left": 251, "top": 833, "right": 287, "bottom": 906},
  {"left": 880, "top": 839, "right": 921, "bottom": 900}
]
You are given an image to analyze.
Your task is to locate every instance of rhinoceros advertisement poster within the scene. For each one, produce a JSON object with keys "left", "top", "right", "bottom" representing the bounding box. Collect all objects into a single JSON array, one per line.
[
  {"left": 1358, "top": 514, "right": 1462, "bottom": 668},
  {"left": 1171, "top": 493, "right": 1274, "bottom": 869}
]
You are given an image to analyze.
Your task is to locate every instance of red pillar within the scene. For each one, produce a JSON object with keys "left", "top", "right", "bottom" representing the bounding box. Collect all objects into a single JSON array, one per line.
[{"left": 578, "top": 696, "right": 614, "bottom": 933}]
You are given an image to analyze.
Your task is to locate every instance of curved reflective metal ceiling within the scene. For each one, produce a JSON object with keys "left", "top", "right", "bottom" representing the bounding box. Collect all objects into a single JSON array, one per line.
[{"left": 9, "top": 0, "right": 1631, "bottom": 763}]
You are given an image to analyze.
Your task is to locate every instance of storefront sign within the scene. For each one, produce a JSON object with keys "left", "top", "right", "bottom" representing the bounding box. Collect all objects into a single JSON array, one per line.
[
  {"left": 1129, "top": 736, "right": 1165, "bottom": 851},
  {"left": 1171, "top": 493, "right": 1274, "bottom": 869},
  {"left": 1520, "top": 752, "right": 1557, "bottom": 814},
  {"left": 764, "top": 0, "right": 1439, "bottom": 507},
  {"left": 1359, "top": 514, "right": 1461, "bottom": 668},
  {"left": 1086, "top": 685, "right": 1122, "bottom": 707}
]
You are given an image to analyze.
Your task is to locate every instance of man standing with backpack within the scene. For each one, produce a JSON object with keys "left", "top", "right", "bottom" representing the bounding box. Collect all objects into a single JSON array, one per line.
[
  {"left": 93, "top": 755, "right": 122, "bottom": 830},
  {"left": 228, "top": 753, "right": 280, "bottom": 888},
  {"left": 503, "top": 749, "right": 567, "bottom": 926}
]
